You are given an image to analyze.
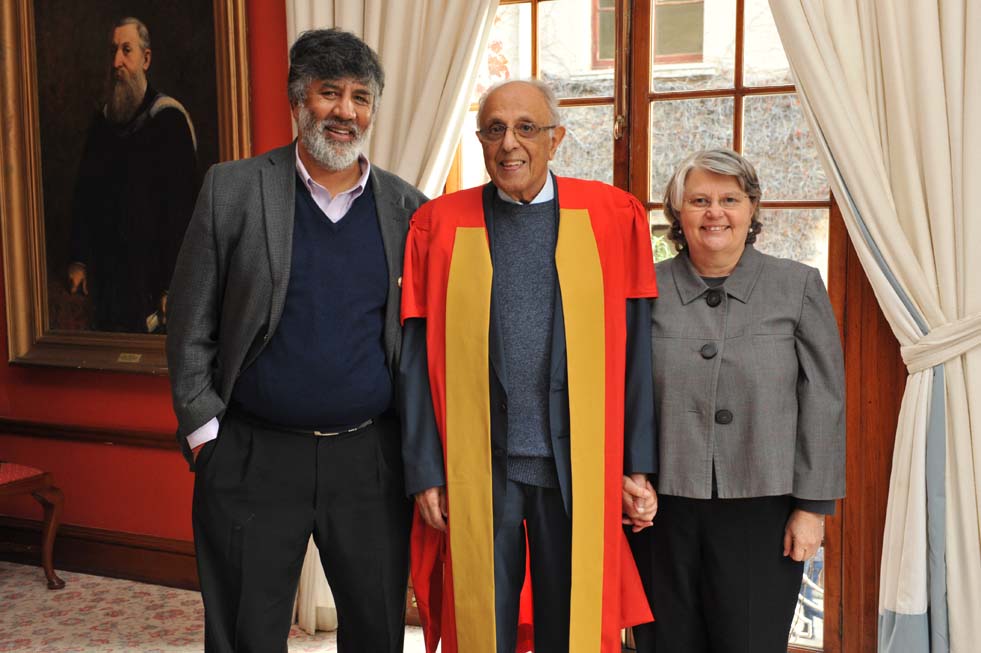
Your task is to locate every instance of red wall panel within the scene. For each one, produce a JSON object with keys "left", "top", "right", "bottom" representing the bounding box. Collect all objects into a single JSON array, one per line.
[
  {"left": 0, "top": 0, "right": 290, "bottom": 542},
  {"left": 247, "top": 0, "right": 292, "bottom": 155},
  {"left": 0, "top": 435, "right": 193, "bottom": 540}
]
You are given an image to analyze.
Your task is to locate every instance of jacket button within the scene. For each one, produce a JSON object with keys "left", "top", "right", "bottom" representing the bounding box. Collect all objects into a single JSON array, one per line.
[
  {"left": 715, "top": 409, "right": 733, "bottom": 425},
  {"left": 705, "top": 290, "right": 723, "bottom": 307},
  {"left": 499, "top": 402, "right": 507, "bottom": 413},
  {"left": 492, "top": 446, "right": 505, "bottom": 456},
  {"left": 700, "top": 343, "right": 718, "bottom": 359}
]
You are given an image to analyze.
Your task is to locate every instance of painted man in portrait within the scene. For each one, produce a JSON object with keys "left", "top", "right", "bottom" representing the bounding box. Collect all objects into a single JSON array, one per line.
[{"left": 68, "top": 16, "right": 197, "bottom": 334}]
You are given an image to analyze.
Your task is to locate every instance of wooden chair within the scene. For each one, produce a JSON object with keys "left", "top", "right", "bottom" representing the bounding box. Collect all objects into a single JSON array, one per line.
[{"left": 0, "top": 461, "right": 66, "bottom": 589}]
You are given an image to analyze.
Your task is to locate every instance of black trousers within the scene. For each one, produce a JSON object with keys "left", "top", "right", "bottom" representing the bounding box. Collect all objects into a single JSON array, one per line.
[
  {"left": 192, "top": 411, "right": 413, "bottom": 653},
  {"left": 493, "top": 479, "right": 572, "bottom": 653},
  {"left": 628, "top": 494, "right": 804, "bottom": 653}
]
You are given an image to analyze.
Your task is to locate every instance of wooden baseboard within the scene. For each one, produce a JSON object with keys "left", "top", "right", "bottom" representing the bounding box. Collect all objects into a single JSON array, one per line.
[
  {"left": 0, "top": 516, "right": 198, "bottom": 590},
  {"left": 0, "top": 417, "right": 175, "bottom": 449}
]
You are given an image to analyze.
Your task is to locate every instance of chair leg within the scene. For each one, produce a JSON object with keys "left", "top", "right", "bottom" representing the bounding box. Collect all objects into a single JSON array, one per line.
[{"left": 32, "top": 486, "right": 66, "bottom": 590}]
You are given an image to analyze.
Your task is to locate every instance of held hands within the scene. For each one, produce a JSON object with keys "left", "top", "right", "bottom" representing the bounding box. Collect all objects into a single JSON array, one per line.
[
  {"left": 783, "top": 508, "right": 825, "bottom": 562},
  {"left": 622, "top": 473, "right": 658, "bottom": 533},
  {"left": 415, "top": 486, "right": 448, "bottom": 532},
  {"left": 415, "top": 477, "right": 658, "bottom": 534}
]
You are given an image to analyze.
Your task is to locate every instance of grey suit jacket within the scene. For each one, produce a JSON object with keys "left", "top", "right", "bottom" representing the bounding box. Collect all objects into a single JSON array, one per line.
[
  {"left": 166, "top": 143, "right": 427, "bottom": 463},
  {"left": 652, "top": 245, "right": 845, "bottom": 501}
]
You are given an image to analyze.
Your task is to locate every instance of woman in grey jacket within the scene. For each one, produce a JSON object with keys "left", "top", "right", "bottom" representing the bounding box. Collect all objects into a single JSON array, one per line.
[{"left": 629, "top": 149, "right": 845, "bottom": 653}]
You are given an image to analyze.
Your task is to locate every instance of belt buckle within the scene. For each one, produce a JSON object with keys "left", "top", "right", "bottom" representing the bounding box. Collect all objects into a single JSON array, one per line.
[{"left": 313, "top": 418, "right": 372, "bottom": 437}]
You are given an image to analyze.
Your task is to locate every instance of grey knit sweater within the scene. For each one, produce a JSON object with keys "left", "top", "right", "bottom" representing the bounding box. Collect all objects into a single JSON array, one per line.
[{"left": 491, "top": 195, "right": 560, "bottom": 488}]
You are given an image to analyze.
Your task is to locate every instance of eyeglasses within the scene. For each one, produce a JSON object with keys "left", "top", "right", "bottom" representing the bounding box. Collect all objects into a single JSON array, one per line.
[
  {"left": 476, "top": 121, "right": 557, "bottom": 142},
  {"left": 682, "top": 193, "right": 750, "bottom": 211}
]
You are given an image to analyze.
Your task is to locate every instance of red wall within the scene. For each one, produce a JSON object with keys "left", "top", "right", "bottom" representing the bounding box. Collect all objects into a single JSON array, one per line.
[{"left": 0, "top": 0, "right": 291, "bottom": 542}]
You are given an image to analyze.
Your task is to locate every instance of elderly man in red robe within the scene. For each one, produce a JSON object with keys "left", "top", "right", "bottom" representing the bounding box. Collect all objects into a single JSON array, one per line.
[{"left": 400, "top": 79, "right": 658, "bottom": 653}]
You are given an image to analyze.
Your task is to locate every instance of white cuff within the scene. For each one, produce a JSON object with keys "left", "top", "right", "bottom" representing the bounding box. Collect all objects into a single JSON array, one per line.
[{"left": 186, "top": 416, "right": 220, "bottom": 450}]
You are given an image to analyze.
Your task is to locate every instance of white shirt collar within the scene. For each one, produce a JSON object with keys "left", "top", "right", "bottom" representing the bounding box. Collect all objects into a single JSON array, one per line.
[
  {"left": 496, "top": 172, "right": 554, "bottom": 205},
  {"left": 294, "top": 145, "right": 371, "bottom": 198}
]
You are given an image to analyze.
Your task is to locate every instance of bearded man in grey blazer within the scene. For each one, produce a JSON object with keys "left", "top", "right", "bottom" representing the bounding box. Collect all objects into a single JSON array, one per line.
[{"left": 166, "top": 29, "right": 427, "bottom": 653}]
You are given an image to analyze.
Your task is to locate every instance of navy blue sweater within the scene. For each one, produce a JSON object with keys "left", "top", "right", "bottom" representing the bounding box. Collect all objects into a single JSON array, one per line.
[{"left": 233, "top": 176, "right": 392, "bottom": 427}]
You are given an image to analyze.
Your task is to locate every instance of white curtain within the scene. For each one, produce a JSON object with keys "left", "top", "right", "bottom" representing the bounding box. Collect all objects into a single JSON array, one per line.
[
  {"left": 286, "top": 0, "right": 499, "bottom": 197},
  {"left": 292, "top": 537, "right": 337, "bottom": 634},
  {"left": 284, "top": 0, "right": 500, "bottom": 633},
  {"left": 769, "top": 2, "right": 980, "bottom": 651}
]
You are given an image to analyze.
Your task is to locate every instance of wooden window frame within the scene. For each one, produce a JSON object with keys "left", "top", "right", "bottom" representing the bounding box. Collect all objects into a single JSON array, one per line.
[{"left": 627, "top": 1, "right": 814, "bottom": 212}]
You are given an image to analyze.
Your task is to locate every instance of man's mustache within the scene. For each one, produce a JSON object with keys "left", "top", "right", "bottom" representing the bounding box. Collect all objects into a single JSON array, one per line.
[
  {"left": 109, "top": 68, "right": 141, "bottom": 87},
  {"left": 319, "top": 119, "right": 362, "bottom": 139}
]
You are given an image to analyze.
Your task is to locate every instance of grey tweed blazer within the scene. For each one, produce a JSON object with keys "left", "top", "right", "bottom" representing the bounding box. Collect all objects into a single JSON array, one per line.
[
  {"left": 166, "top": 143, "right": 428, "bottom": 462},
  {"left": 652, "top": 245, "right": 845, "bottom": 501}
]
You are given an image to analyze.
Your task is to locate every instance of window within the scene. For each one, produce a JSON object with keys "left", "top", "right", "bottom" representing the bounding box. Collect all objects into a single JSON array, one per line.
[
  {"left": 593, "top": 0, "right": 616, "bottom": 68},
  {"left": 653, "top": 0, "right": 704, "bottom": 63}
]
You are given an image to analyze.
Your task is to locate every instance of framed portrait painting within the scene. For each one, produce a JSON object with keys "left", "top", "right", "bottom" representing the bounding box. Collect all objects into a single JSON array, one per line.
[{"left": 0, "top": 0, "right": 250, "bottom": 373}]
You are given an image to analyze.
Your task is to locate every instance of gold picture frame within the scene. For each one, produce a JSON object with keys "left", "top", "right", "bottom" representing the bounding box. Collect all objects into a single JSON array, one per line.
[{"left": 0, "top": 0, "right": 250, "bottom": 374}]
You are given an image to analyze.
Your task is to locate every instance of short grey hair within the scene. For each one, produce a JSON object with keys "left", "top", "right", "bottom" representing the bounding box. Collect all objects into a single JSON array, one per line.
[
  {"left": 114, "top": 17, "right": 151, "bottom": 51},
  {"left": 476, "top": 79, "right": 561, "bottom": 127},
  {"left": 663, "top": 149, "right": 763, "bottom": 250}
]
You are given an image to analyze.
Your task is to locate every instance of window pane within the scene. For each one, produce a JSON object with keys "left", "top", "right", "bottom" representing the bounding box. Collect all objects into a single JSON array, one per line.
[
  {"left": 551, "top": 104, "right": 615, "bottom": 184},
  {"left": 655, "top": 3, "right": 703, "bottom": 57},
  {"left": 540, "top": 0, "right": 614, "bottom": 98},
  {"left": 742, "top": 94, "right": 829, "bottom": 201},
  {"left": 652, "top": 1, "right": 732, "bottom": 92},
  {"left": 755, "top": 208, "right": 830, "bottom": 282},
  {"left": 789, "top": 547, "right": 826, "bottom": 649},
  {"left": 650, "top": 222, "right": 677, "bottom": 262},
  {"left": 471, "top": 4, "right": 532, "bottom": 105},
  {"left": 598, "top": 11, "right": 616, "bottom": 61},
  {"left": 743, "top": 0, "right": 794, "bottom": 86},
  {"left": 650, "top": 97, "right": 734, "bottom": 201}
]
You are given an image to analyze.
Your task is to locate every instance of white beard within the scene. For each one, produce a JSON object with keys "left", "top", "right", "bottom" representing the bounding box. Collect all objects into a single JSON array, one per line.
[{"left": 297, "top": 105, "right": 371, "bottom": 171}]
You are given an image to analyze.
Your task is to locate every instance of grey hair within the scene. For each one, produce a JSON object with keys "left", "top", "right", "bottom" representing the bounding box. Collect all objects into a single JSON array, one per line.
[
  {"left": 476, "top": 79, "right": 562, "bottom": 127},
  {"left": 287, "top": 29, "right": 384, "bottom": 112},
  {"left": 113, "top": 17, "right": 151, "bottom": 51},
  {"left": 663, "top": 148, "right": 763, "bottom": 250}
]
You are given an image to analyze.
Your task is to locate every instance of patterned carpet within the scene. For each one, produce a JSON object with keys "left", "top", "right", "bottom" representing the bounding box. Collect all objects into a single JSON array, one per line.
[{"left": 0, "top": 561, "right": 428, "bottom": 652}]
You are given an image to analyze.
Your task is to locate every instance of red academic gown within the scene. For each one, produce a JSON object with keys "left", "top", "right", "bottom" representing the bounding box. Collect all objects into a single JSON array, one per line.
[{"left": 401, "top": 177, "right": 657, "bottom": 653}]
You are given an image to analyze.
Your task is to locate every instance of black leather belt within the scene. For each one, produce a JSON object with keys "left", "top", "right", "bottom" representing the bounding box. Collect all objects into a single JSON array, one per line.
[
  {"left": 229, "top": 407, "right": 374, "bottom": 437},
  {"left": 306, "top": 419, "right": 373, "bottom": 437}
]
